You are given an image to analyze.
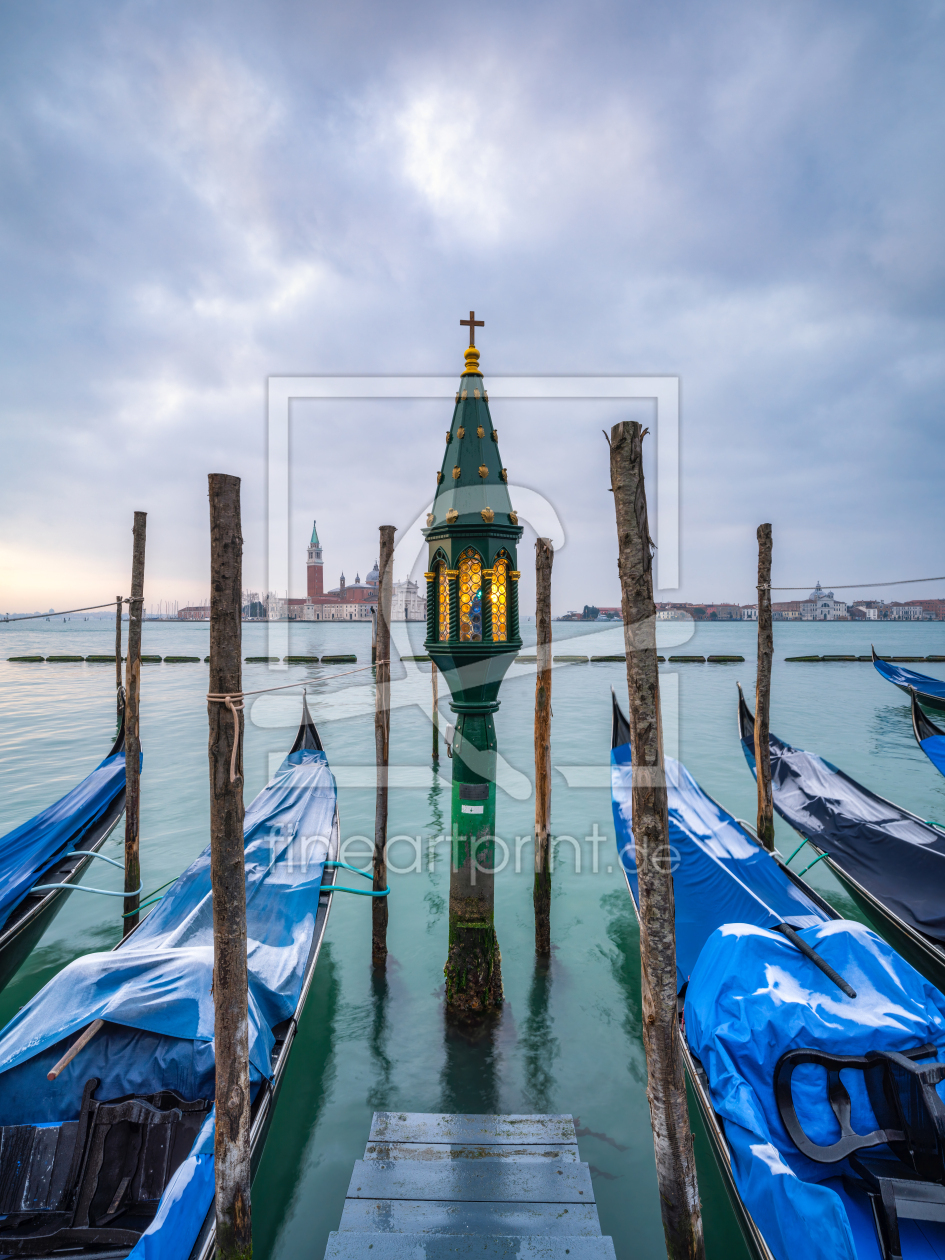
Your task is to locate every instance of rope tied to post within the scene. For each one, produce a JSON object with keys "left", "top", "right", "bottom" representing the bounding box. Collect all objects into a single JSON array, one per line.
[{"left": 207, "top": 693, "right": 245, "bottom": 782}]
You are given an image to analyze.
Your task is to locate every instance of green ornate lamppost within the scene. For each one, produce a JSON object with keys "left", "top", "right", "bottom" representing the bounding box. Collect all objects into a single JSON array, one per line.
[{"left": 423, "top": 312, "right": 523, "bottom": 1018}]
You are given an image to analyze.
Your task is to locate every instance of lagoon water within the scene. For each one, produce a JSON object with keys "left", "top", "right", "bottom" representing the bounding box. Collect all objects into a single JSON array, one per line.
[{"left": 1, "top": 615, "right": 944, "bottom": 1260}]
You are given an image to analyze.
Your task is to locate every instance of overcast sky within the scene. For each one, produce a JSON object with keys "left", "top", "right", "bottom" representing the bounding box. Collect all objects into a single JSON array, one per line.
[{"left": 2, "top": 0, "right": 943, "bottom": 615}]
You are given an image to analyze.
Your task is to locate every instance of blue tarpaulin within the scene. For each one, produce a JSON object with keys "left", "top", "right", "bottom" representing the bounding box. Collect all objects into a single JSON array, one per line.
[
  {"left": 685, "top": 920, "right": 945, "bottom": 1260},
  {"left": 611, "top": 739, "right": 829, "bottom": 985},
  {"left": 0, "top": 745, "right": 336, "bottom": 1260},
  {"left": 918, "top": 732, "right": 945, "bottom": 781},
  {"left": 0, "top": 743, "right": 128, "bottom": 927},
  {"left": 874, "top": 656, "right": 945, "bottom": 704}
]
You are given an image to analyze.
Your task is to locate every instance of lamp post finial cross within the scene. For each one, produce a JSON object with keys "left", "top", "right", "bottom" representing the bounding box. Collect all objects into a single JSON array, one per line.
[{"left": 460, "top": 310, "right": 484, "bottom": 348}]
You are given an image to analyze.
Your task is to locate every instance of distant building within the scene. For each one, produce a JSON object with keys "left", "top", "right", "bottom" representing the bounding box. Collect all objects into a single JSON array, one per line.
[
  {"left": 801, "top": 583, "right": 847, "bottom": 620},
  {"left": 268, "top": 523, "right": 426, "bottom": 621},
  {"left": 772, "top": 601, "right": 802, "bottom": 620},
  {"left": 742, "top": 605, "right": 758, "bottom": 621},
  {"left": 849, "top": 600, "right": 923, "bottom": 621},
  {"left": 179, "top": 605, "right": 210, "bottom": 621}
]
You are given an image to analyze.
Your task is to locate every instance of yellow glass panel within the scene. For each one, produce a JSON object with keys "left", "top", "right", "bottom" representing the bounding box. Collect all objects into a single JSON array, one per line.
[
  {"left": 491, "top": 559, "right": 508, "bottom": 641},
  {"left": 459, "top": 548, "right": 483, "bottom": 642},
  {"left": 438, "top": 563, "right": 450, "bottom": 641}
]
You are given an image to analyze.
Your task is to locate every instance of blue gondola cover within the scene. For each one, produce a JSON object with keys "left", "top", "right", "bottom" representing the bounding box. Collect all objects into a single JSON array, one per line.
[
  {"left": 0, "top": 742, "right": 129, "bottom": 926},
  {"left": 874, "top": 656, "right": 945, "bottom": 703},
  {"left": 0, "top": 745, "right": 336, "bottom": 1260}
]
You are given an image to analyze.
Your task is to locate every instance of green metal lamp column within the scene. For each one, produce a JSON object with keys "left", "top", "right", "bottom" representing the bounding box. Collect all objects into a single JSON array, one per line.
[{"left": 423, "top": 318, "right": 522, "bottom": 1020}]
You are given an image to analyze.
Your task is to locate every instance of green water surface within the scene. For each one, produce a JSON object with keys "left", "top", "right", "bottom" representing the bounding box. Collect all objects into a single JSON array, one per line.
[{"left": 1, "top": 616, "right": 944, "bottom": 1259}]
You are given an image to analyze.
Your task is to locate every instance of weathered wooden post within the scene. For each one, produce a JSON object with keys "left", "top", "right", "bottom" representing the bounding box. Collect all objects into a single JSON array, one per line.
[
  {"left": 610, "top": 421, "right": 705, "bottom": 1260},
  {"left": 424, "top": 314, "right": 521, "bottom": 1019},
  {"left": 754, "top": 523, "right": 775, "bottom": 850},
  {"left": 432, "top": 662, "right": 440, "bottom": 763},
  {"left": 371, "top": 607, "right": 377, "bottom": 665},
  {"left": 207, "top": 473, "right": 252, "bottom": 1260},
  {"left": 115, "top": 595, "right": 123, "bottom": 715},
  {"left": 534, "top": 537, "right": 553, "bottom": 956},
  {"left": 123, "top": 514, "right": 146, "bottom": 936},
  {"left": 373, "top": 526, "right": 395, "bottom": 968}
]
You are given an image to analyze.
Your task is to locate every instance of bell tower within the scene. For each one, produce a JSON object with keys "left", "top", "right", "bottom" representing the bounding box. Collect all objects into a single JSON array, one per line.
[{"left": 306, "top": 521, "right": 324, "bottom": 600}]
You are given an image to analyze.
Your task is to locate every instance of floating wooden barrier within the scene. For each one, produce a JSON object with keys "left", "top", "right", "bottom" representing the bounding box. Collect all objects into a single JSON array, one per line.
[
  {"left": 46, "top": 655, "right": 85, "bottom": 662},
  {"left": 284, "top": 655, "right": 320, "bottom": 663},
  {"left": 8, "top": 655, "right": 44, "bottom": 662},
  {"left": 245, "top": 656, "right": 279, "bottom": 663},
  {"left": 553, "top": 655, "right": 589, "bottom": 663},
  {"left": 669, "top": 655, "right": 706, "bottom": 663},
  {"left": 140, "top": 655, "right": 162, "bottom": 663},
  {"left": 591, "top": 654, "right": 626, "bottom": 662},
  {"left": 324, "top": 654, "right": 357, "bottom": 664},
  {"left": 165, "top": 655, "right": 201, "bottom": 663},
  {"left": 324, "top": 1112, "right": 615, "bottom": 1260},
  {"left": 87, "top": 654, "right": 121, "bottom": 663},
  {"left": 400, "top": 655, "right": 430, "bottom": 662},
  {"left": 707, "top": 655, "right": 745, "bottom": 662}
]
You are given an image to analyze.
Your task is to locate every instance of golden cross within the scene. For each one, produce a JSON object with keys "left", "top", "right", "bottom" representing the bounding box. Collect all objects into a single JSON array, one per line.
[{"left": 460, "top": 310, "right": 484, "bottom": 348}]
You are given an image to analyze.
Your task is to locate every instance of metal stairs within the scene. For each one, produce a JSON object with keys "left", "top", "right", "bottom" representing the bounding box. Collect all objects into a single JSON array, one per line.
[{"left": 323, "top": 1112, "right": 617, "bottom": 1260}]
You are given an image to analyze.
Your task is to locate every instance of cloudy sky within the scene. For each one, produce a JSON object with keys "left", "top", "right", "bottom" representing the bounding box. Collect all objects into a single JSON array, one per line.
[{"left": 2, "top": 0, "right": 943, "bottom": 615}]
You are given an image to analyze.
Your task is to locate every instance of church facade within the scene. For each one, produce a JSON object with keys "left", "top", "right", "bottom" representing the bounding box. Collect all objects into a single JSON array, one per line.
[{"left": 269, "top": 522, "right": 426, "bottom": 621}]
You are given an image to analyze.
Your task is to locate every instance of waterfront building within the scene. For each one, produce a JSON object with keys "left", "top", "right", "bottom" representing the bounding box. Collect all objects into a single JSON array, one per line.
[
  {"left": 269, "top": 524, "right": 427, "bottom": 621},
  {"left": 801, "top": 583, "right": 847, "bottom": 620}
]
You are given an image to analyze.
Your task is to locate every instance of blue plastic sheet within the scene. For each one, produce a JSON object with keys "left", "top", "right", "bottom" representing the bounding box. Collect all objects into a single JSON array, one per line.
[
  {"left": 0, "top": 746, "right": 336, "bottom": 1260},
  {"left": 611, "top": 741, "right": 829, "bottom": 985},
  {"left": 0, "top": 744, "right": 127, "bottom": 927},
  {"left": 874, "top": 656, "right": 945, "bottom": 703},
  {"left": 685, "top": 919, "right": 945, "bottom": 1260},
  {"left": 918, "top": 731, "right": 945, "bottom": 781}
]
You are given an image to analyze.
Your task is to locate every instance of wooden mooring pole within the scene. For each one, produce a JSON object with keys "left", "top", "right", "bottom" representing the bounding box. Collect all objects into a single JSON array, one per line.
[
  {"left": 123, "top": 514, "right": 146, "bottom": 937},
  {"left": 610, "top": 421, "right": 705, "bottom": 1260},
  {"left": 534, "top": 537, "right": 553, "bottom": 956},
  {"left": 373, "top": 525, "right": 395, "bottom": 968},
  {"left": 754, "top": 523, "right": 775, "bottom": 850},
  {"left": 207, "top": 474, "right": 252, "bottom": 1260},
  {"left": 115, "top": 595, "right": 123, "bottom": 717},
  {"left": 432, "top": 662, "right": 439, "bottom": 764}
]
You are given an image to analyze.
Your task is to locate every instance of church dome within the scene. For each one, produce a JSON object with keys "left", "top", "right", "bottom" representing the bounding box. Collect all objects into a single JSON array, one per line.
[{"left": 367, "top": 560, "right": 380, "bottom": 586}]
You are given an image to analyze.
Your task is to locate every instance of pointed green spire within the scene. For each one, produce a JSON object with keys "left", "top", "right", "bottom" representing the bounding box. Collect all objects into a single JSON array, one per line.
[
  {"left": 310, "top": 520, "right": 320, "bottom": 546},
  {"left": 429, "top": 347, "right": 516, "bottom": 529}
]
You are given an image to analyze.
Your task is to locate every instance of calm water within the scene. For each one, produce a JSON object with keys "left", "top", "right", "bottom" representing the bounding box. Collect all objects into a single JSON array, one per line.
[{"left": 2, "top": 616, "right": 945, "bottom": 1260}]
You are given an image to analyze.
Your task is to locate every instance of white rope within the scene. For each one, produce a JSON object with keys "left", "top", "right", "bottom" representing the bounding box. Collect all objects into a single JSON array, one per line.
[
  {"left": 761, "top": 576, "right": 945, "bottom": 592},
  {"left": 1, "top": 601, "right": 126, "bottom": 623}
]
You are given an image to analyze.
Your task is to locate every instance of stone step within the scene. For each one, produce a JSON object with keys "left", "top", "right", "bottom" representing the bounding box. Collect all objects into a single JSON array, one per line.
[
  {"left": 370, "top": 1114, "right": 577, "bottom": 1146},
  {"left": 338, "top": 1200, "right": 602, "bottom": 1237},
  {"left": 346, "top": 1158, "right": 593, "bottom": 1205},
  {"left": 325, "top": 1232, "right": 617, "bottom": 1260},
  {"left": 363, "top": 1142, "right": 579, "bottom": 1164}
]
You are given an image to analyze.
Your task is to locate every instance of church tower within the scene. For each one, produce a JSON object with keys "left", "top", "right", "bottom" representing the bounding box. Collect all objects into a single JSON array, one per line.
[{"left": 306, "top": 521, "right": 324, "bottom": 600}]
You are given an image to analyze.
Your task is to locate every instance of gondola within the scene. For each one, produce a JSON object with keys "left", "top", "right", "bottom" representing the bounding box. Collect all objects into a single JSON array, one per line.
[
  {"left": 612, "top": 693, "right": 945, "bottom": 1260},
  {"left": 872, "top": 645, "right": 945, "bottom": 715},
  {"left": 910, "top": 689, "right": 945, "bottom": 781},
  {"left": 0, "top": 699, "right": 129, "bottom": 992},
  {"left": 737, "top": 685, "right": 945, "bottom": 991},
  {"left": 0, "top": 696, "right": 341, "bottom": 1260}
]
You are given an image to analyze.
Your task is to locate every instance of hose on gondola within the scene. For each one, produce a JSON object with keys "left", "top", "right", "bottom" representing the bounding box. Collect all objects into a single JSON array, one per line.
[{"left": 322, "top": 859, "right": 390, "bottom": 897}]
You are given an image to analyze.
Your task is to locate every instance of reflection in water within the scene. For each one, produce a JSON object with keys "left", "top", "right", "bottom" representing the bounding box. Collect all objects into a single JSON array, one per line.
[
  {"left": 366, "top": 965, "right": 394, "bottom": 1110},
  {"left": 427, "top": 773, "right": 445, "bottom": 862},
  {"left": 252, "top": 944, "right": 340, "bottom": 1259},
  {"left": 440, "top": 1011, "right": 502, "bottom": 1115},
  {"left": 601, "top": 889, "right": 647, "bottom": 1088},
  {"left": 521, "top": 956, "right": 558, "bottom": 1113}
]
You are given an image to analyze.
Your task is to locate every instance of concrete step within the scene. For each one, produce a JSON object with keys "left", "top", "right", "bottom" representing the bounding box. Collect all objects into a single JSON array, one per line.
[
  {"left": 338, "top": 1200, "right": 603, "bottom": 1237},
  {"left": 370, "top": 1114, "right": 577, "bottom": 1146},
  {"left": 346, "top": 1158, "right": 594, "bottom": 1205},
  {"left": 363, "top": 1142, "right": 579, "bottom": 1165},
  {"left": 325, "top": 1232, "right": 617, "bottom": 1260}
]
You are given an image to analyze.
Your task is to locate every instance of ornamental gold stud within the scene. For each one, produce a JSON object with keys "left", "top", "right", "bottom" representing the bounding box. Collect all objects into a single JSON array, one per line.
[
  {"left": 481, "top": 507, "right": 495, "bottom": 523},
  {"left": 478, "top": 464, "right": 488, "bottom": 478},
  {"left": 426, "top": 513, "right": 435, "bottom": 526},
  {"left": 446, "top": 431, "right": 452, "bottom": 443},
  {"left": 477, "top": 426, "right": 484, "bottom": 438},
  {"left": 457, "top": 427, "right": 465, "bottom": 439},
  {"left": 500, "top": 468, "right": 508, "bottom": 482},
  {"left": 509, "top": 511, "right": 519, "bottom": 525},
  {"left": 436, "top": 471, "right": 443, "bottom": 484},
  {"left": 453, "top": 466, "right": 461, "bottom": 479},
  {"left": 491, "top": 429, "right": 498, "bottom": 441},
  {"left": 446, "top": 508, "right": 459, "bottom": 524}
]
